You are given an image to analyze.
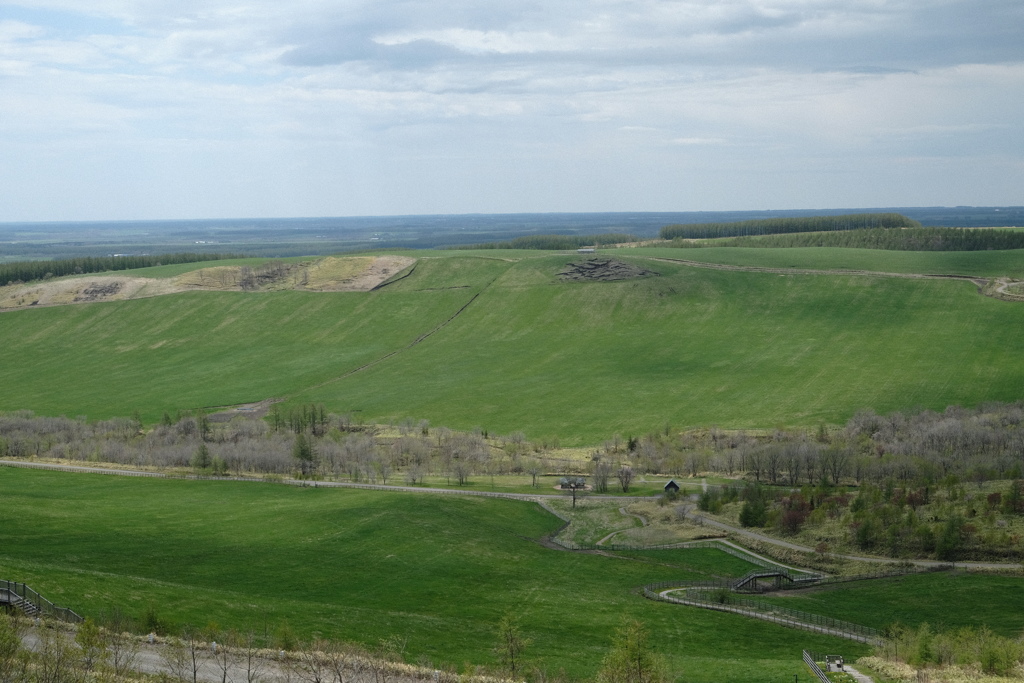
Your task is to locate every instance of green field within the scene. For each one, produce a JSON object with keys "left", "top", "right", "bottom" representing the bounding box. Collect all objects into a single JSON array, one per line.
[
  {"left": 2, "top": 249, "right": 1023, "bottom": 443},
  {"left": 755, "top": 572, "right": 1024, "bottom": 636},
  {"left": 0, "top": 467, "right": 861, "bottom": 680},
  {"left": 632, "top": 246, "right": 1024, "bottom": 278}
]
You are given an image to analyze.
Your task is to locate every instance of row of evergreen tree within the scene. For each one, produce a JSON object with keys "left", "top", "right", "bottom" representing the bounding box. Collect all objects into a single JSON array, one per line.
[
  {"left": 659, "top": 212, "right": 919, "bottom": 240},
  {"left": 454, "top": 232, "right": 638, "bottom": 250},
  {"left": 698, "top": 226, "right": 1024, "bottom": 251},
  {"left": 0, "top": 252, "right": 241, "bottom": 286}
]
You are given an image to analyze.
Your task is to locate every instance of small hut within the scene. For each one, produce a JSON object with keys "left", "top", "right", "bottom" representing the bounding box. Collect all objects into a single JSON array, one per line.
[{"left": 664, "top": 480, "right": 680, "bottom": 494}]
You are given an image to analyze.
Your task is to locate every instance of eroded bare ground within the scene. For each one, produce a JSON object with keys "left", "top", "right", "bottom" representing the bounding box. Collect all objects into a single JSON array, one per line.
[
  {"left": 206, "top": 398, "right": 282, "bottom": 423},
  {"left": 0, "top": 256, "right": 416, "bottom": 312}
]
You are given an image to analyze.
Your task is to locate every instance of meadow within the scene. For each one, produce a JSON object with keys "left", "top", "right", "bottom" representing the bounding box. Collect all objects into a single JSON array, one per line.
[
  {"left": 0, "top": 466, "right": 861, "bottom": 681},
  {"left": 629, "top": 245, "right": 1024, "bottom": 279},
  {"left": 754, "top": 572, "right": 1024, "bottom": 636},
  {"left": 2, "top": 249, "right": 1024, "bottom": 444}
]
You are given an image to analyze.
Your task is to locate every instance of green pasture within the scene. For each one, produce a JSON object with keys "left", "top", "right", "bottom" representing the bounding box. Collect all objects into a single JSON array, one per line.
[
  {"left": 0, "top": 286, "right": 478, "bottom": 421},
  {"left": 2, "top": 250, "right": 1024, "bottom": 443},
  {"left": 0, "top": 467, "right": 859, "bottom": 680},
  {"left": 629, "top": 246, "right": 1024, "bottom": 279},
  {"left": 293, "top": 252, "right": 1024, "bottom": 441},
  {"left": 754, "top": 572, "right": 1024, "bottom": 636}
]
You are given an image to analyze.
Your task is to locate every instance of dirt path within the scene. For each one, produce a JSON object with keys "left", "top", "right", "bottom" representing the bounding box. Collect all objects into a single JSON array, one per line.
[
  {"left": 0, "top": 459, "right": 647, "bottom": 503},
  {"left": 595, "top": 507, "right": 649, "bottom": 546},
  {"left": 647, "top": 256, "right": 1023, "bottom": 302},
  {"left": 991, "top": 277, "right": 1024, "bottom": 301},
  {"left": 844, "top": 664, "right": 875, "bottom": 683}
]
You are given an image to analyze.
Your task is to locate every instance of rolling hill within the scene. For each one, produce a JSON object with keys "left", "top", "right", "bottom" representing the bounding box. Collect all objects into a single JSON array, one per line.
[{"left": 1, "top": 248, "right": 1022, "bottom": 444}]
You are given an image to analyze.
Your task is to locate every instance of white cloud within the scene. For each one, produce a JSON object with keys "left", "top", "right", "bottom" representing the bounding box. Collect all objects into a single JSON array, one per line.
[{"left": 0, "top": 0, "right": 1021, "bottom": 219}]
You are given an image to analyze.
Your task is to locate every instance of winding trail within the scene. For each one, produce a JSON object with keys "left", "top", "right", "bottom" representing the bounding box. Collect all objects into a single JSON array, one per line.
[{"left": 595, "top": 507, "right": 649, "bottom": 546}]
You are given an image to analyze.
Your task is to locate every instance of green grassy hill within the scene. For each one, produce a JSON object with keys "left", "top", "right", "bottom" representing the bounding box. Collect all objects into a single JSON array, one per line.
[
  {"left": 2, "top": 249, "right": 1023, "bottom": 443},
  {"left": 630, "top": 246, "right": 1024, "bottom": 278},
  {"left": 0, "top": 467, "right": 861, "bottom": 681}
]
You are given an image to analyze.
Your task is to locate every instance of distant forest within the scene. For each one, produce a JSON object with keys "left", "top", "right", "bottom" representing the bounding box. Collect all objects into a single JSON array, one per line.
[
  {"left": 667, "top": 227, "right": 1024, "bottom": 252},
  {"left": 715, "top": 227, "right": 1024, "bottom": 251},
  {"left": 453, "top": 233, "right": 638, "bottom": 250},
  {"left": 0, "top": 253, "right": 240, "bottom": 286},
  {"left": 660, "top": 213, "right": 920, "bottom": 240}
]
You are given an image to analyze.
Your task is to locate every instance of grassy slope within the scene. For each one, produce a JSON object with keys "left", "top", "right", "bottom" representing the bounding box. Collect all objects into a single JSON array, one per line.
[
  {"left": 2, "top": 250, "right": 1023, "bottom": 442},
  {"left": 629, "top": 246, "right": 1024, "bottom": 279},
  {"left": 755, "top": 573, "right": 1024, "bottom": 636},
  {"left": 0, "top": 287, "right": 478, "bottom": 420},
  {"left": 295, "top": 253, "right": 1024, "bottom": 442},
  {"left": 0, "top": 467, "right": 860, "bottom": 681}
]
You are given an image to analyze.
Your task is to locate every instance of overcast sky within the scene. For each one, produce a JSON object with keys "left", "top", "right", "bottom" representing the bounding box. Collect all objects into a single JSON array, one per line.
[{"left": 0, "top": 1, "right": 1022, "bottom": 221}]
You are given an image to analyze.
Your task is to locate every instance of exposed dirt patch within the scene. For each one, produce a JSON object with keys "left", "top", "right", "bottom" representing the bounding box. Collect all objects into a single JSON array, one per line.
[
  {"left": 557, "top": 257, "right": 659, "bottom": 282},
  {"left": 319, "top": 255, "right": 415, "bottom": 291},
  {"left": 206, "top": 398, "right": 282, "bottom": 423},
  {"left": 0, "top": 256, "right": 417, "bottom": 312},
  {"left": 0, "top": 276, "right": 178, "bottom": 310}
]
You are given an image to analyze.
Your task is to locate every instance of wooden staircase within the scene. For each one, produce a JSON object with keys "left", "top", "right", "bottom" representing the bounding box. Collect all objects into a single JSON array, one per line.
[{"left": 0, "top": 581, "right": 81, "bottom": 623}]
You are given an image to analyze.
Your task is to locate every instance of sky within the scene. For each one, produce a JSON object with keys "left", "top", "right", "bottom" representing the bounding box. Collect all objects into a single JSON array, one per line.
[{"left": 0, "top": 1, "right": 1022, "bottom": 221}]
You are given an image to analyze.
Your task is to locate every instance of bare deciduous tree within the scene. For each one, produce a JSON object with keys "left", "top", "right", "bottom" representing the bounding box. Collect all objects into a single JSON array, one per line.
[{"left": 616, "top": 465, "right": 634, "bottom": 493}]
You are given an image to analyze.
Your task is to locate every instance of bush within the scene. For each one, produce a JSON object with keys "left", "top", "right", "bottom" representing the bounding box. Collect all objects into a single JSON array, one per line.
[
  {"left": 739, "top": 499, "right": 768, "bottom": 527},
  {"left": 935, "top": 515, "right": 964, "bottom": 561}
]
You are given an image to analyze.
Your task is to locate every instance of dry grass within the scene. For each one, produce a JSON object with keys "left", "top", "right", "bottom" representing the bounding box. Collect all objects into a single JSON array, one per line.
[
  {"left": 858, "top": 656, "right": 1024, "bottom": 683},
  {"left": 0, "top": 276, "right": 177, "bottom": 309},
  {"left": 0, "top": 256, "right": 415, "bottom": 312}
]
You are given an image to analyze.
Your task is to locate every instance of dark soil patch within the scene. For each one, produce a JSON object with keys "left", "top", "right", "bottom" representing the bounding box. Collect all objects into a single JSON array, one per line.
[
  {"left": 557, "top": 257, "right": 659, "bottom": 282},
  {"left": 73, "top": 282, "right": 122, "bottom": 302}
]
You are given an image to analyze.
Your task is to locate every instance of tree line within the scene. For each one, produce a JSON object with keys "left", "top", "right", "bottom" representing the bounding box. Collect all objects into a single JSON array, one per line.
[
  {"left": 3, "top": 402, "right": 1023, "bottom": 495},
  {"left": 0, "top": 253, "right": 241, "bottom": 286},
  {"left": 0, "top": 409, "right": 555, "bottom": 486},
  {"left": 693, "top": 226, "right": 1024, "bottom": 251},
  {"left": 659, "top": 213, "right": 919, "bottom": 240},
  {"left": 452, "top": 233, "right": 638, "bottom": 250},
  {"left": 3, "top": 400, "right": 1023, "bottom": 562}
]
